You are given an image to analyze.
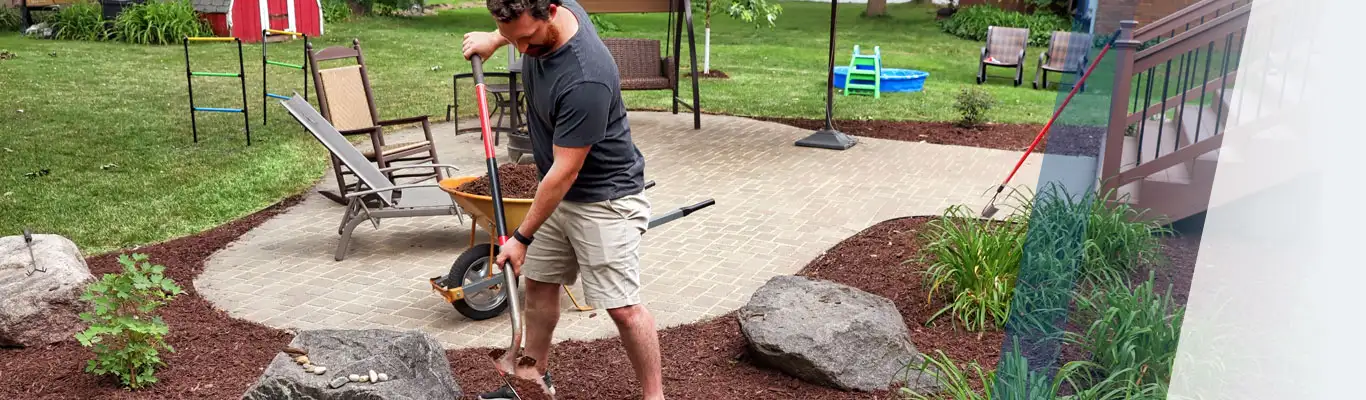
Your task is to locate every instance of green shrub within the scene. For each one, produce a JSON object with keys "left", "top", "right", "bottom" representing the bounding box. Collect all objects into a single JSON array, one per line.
[
  {"left": 590, "top": 14, "right": 619, "bottom": 32},
  {"left": 1079, "top": 189, "right": 1170, "bottom": 286},
  {"left": 1065, "top": 271, "right": 1183, "bottom": 396},
  {"left": 323, "top": 0, "right": 352, "bottom": 24},
  {"left": 939, "top": 5, "right": 1069, "bottom": 47},
  {"left": 51, "top": 0, "right": 110, "bottom": 41},
  {"left": 1, "top": 6, "right": 21, "bottom": 31},
  {"left": 917, "top": 204, "right": 1028, "bottom": 332},
  {"left": 899, "top": 338, "right": 1096, "bottom": 400},
  {"left": 112, "top": 0, "right": 212, "bottom": 45},
  {"left": 74, "top": 253, "right": 184, "bottom": 389},
  {"left": 954, "top": 87, "right": 995, "bottom": 128}
]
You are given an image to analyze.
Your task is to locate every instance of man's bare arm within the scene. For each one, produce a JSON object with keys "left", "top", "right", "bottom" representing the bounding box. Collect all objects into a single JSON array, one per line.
[{"left": 515, "top": 145, "right": 590, "bottom": 239}]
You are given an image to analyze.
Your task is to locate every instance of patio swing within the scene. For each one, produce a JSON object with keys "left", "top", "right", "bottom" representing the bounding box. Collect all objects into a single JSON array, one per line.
[{"left": 580, "top": 0, "right": 702, "bottom": 129}]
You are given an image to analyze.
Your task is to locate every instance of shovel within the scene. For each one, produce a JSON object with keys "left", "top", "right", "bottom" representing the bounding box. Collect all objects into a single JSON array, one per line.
[{"left": 468, "top": 53, "right": 552, "bottom": 400}]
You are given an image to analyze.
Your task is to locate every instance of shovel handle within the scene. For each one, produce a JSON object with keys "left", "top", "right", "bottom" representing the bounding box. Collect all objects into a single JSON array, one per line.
[{"left": 470, "top": 53, "right": 523, "bottom": 369}]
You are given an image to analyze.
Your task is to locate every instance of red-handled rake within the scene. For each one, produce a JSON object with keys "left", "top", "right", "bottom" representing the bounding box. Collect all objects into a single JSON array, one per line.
[{"left": 982, "top": 29, "right": 1122, "bottom": 218}]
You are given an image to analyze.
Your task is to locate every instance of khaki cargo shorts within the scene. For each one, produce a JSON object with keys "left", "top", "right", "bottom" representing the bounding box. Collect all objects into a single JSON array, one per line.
[{"left": 521, "top": 193, "right": 651, "bottom": 310}]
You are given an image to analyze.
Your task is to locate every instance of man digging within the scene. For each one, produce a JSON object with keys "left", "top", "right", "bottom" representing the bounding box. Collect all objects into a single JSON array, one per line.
[{"left": 461, "top": 1, "right": 664, "bottom": 399}]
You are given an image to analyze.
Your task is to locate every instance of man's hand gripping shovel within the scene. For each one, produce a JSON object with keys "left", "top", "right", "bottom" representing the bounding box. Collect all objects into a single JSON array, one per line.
[{"left": 469, "top": 54, "right": 553, "bottom": 400}]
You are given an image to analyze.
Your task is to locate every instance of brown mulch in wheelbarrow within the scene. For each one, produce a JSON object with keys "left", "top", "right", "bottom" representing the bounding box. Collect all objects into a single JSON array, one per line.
[
  {"left": 456, "top": 163, "right": 541, "bottom": 199},
  {"left": 0, "top": 195, "right": 1199, "bottom": 399}
]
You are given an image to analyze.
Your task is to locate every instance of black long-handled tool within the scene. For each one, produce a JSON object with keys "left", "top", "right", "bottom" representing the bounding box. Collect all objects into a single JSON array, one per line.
[{"left": 468, "top": 53, "right": 540, "bottom": 398}]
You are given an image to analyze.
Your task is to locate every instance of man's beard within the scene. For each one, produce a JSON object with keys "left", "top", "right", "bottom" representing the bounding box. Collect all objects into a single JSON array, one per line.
[{"left": 524, "top": 24, "right": 560, "bottom": 57}]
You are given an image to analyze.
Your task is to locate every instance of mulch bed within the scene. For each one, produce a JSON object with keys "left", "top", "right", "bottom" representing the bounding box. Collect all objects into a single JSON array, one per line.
[
  {"left": 0, "top": 194, "right": 1199, "bottom": 399},
  {"left": 685, "top": 70, "right": 730, "bottom": 79},
  {"left": 456, "top": 163, "right": 541, "bottom": 198},
  {"left": 748, "top": 117, "right": 1104, "bottom": 157},
  {"left": 0, "top": 195, "right": 304, "bottom": 399}
]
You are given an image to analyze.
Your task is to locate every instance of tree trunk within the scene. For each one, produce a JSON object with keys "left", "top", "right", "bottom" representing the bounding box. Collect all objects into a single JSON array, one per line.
[
  {"left": 865, "top": 0, "right": 887, "bottom": 17},
  {"left": 704, "top": 0, "right": 711, "bottom": 73}
]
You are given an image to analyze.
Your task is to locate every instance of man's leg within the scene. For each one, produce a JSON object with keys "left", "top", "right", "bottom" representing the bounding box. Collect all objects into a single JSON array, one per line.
[
  {"left": 607, "top": 304, "right": 664, "bottom": 399},
  {"left": 564, "top": 193, "right": 662, "bottom": 399},
  {"left": 479, "top": 208, "right": 576, "bottom": 399},
  {"left": 520, "top": 278, "right": 561, "bottom": 375}
]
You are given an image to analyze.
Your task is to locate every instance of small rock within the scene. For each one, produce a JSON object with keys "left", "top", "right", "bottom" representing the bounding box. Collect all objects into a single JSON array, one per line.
[
  {"left": 349, "top": 374, "right": 361, "bottom": 382},
  {"left": 369, "top": 370, "right": 378, "bottom": 383},
  {"left": 359, "top": 375, "right": 370, "bottom": 383},
  {"left": 312, "top": 366, "right": 327, "bottom": 375},
  {"left": 378, "top": 373, "right": 389, "bottom": 381},
  {"left": 283, "top": 346, "right": 308, "bottom": 356},
  {"left": 303, "top": 364, "right": 315, "bottom": 373},
  {"left": 294, "top": 355, "right": 309, "bottom": 365},
  {"left": 329, "top": 376, "right": 349, "bottom": 388}
]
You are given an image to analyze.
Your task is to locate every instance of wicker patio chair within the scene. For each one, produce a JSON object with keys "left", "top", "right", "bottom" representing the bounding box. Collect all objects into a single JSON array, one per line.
[
  {"left": 278, "top": 94, "right": 465, "bottom": 261},
  {"left": 602, "top": 38, "right": 676, "bottom": 91},
  {"left": 1034, "top": 31, "right": 1093, "bottom": 90},
  {"left": 977, "top": 26, "right": 1030, "bottom": 87},
  {"left": 307, "top": 39, "right": 442, "bottom": 205}
]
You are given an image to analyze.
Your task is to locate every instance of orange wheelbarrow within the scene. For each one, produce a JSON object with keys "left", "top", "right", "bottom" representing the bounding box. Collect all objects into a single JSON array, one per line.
[{"left": 428, "top": 177, "right": 714, "bottom": 320}]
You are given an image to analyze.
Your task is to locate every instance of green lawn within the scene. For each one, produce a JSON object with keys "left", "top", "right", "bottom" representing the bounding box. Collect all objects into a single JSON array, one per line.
[{"left": 0, "top": 1, "right": 1064, "bottom": 254}]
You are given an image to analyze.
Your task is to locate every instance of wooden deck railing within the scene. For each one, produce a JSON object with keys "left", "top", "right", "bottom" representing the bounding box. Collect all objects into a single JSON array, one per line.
[{"left": 1100, "top": 1, "right": 1255, "bottom": 196}]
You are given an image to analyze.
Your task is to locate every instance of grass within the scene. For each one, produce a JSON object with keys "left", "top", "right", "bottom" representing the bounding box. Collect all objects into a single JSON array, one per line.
[{"left": 0, "top": 1, "right": 1066, "bottom": 254}]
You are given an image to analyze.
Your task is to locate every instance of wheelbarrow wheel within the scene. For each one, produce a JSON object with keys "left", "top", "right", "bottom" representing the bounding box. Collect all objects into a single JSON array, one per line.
[{"left": 443, "top": 243, "right": 509, "bottom": 320}]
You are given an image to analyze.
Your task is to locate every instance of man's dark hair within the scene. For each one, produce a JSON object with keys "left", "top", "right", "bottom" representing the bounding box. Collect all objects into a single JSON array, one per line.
[{"left": 487, "top": 0, "right": 561, "bottom": 23}]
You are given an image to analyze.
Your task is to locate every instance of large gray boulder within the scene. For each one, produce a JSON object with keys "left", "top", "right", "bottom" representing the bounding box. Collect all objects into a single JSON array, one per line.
[
  {"left": 242, "top": 329, "right": 462, "bottom": 400},
  {"left": 0, "top": 233, "right": 93, "bottom": 348},
  {"left": 738, "top": 275, "right": 941, "bottom": 393}
]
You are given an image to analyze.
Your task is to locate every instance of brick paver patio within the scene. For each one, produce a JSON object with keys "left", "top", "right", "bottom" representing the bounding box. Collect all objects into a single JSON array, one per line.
[{"left": 195, "top": 111, "right": 1092, "bottom": 350}]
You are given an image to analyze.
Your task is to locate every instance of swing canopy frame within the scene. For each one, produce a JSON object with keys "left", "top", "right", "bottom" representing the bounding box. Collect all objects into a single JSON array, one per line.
[{"left": 579, "top": 0, "right": 702, "bottom": 129}]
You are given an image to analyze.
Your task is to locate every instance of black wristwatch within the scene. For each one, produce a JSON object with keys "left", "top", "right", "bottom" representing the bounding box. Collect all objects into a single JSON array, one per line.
[{"left": 512, "top": 229, "right": 534, "bottom": 246}]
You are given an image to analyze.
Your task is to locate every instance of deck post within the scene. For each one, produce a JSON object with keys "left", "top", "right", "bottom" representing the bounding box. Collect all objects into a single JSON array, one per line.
[{"left": 1100, "top": 20, "right": 1140, "bottom": 195}]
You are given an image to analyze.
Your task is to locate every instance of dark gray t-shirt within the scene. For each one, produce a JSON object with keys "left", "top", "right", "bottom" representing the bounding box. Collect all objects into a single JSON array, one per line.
[{"left": 520, "top": 0, "right": 645, "bottom": 203}]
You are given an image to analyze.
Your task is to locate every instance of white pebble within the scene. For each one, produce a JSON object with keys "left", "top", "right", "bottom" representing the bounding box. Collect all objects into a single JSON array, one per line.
[
  {"left": 369, "top": 370, "right": 378, "bottom": 383},
  {"left": 377, "top": 373, "right": 389, "bottom": 382},
  {"left": 313, "top": 366, "right": 327, "bottom": 375},
  {"left": 348, "top": 374, "right": 361, "bottom": 382},
  {"left": 359, "top": 375, "right": 369, "bottom": 383}
]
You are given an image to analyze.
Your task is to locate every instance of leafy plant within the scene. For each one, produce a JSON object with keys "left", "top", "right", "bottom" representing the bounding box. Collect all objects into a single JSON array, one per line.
[
  {"left": 323, "top": 0, "right": 353, "bottom": 24},
  {"left": 50, "top": 0, "right": 110, "bottom": 41},
  {"left": 955, "top": 87, "right": 995, "bottom": 128},
  {"left": 720, "top": 0, "right": 782, "bottom": 29},
  {"left": 1066, "top": 271, "right": 1184, "bottom": 396},
  {"left": 111, "top": 0, "right": 213, "bottom": 45},
  {"left": 917, "top": 204, "right": 1027, "bottom": 331},
  {"left": 939, "top": 5, "right": 1069, "bottom": 47},
  {"left": 589, "top": 14, "right": 619, "bottom": 32},
  {"left": 1, "top": 6, "right": 21, "bottom": 31},
  {"left": 899, "top": 338, "right": 1097, "bottom": 400},
  {"left": 74, "top": 253, "right": 184, "bottom": 389},
  {"left": 1078, "top": 188, "right": 1170, "bottom": 286}
]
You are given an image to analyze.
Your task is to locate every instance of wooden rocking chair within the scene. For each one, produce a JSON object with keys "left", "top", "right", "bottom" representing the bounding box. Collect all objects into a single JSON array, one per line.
[{"left": 307, "top": 39, "right": 442, "bottom": 205}]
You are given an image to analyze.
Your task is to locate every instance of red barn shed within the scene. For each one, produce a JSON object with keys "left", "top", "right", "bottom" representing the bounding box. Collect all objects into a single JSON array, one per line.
[{"left": 193, "top": 0, "right": 323, "bottom": 43}]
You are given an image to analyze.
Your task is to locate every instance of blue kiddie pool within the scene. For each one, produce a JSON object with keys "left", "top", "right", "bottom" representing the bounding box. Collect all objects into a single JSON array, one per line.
[{"left": 833, "top": 66, "right": 930, "bottom": 93}]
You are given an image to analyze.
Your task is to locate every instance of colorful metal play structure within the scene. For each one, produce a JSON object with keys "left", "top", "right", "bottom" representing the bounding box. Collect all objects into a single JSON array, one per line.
[
  {"left": 261, "top": 29, "right": 311, "bottom": 125},
  {"left": 183, "top": 36, "right": 251, "bottom": 145}
]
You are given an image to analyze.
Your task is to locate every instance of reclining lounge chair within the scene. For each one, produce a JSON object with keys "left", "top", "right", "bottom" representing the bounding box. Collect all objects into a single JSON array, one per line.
[{"left": 278, "top": 94, "right": 466, "bottom": 261}]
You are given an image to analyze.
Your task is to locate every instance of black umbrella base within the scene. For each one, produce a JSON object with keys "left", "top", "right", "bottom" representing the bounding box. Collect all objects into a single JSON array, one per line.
[{"left": 795, "top": 128, "right": 857, "bottom": 150}]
